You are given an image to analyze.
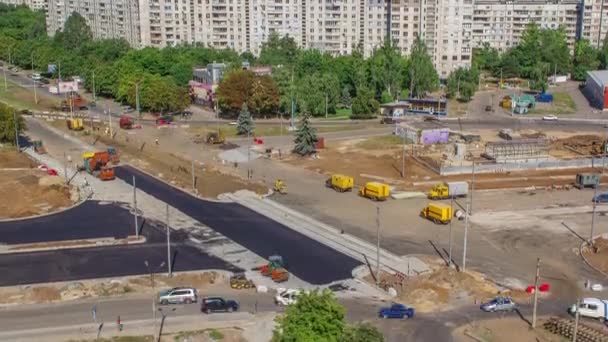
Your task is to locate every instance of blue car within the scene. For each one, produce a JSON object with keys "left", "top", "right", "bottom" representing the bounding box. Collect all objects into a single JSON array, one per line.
[
  {"left": 378, "top": 303, "right": 415, "bottom": 319},
  {"left": 592, "top": 193, "right": 608, "bottom": 203}
]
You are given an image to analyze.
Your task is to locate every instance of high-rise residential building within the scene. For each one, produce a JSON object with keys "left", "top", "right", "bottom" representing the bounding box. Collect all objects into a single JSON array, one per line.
[
  {"left": 2, "top": 0, "right": 46, "bottom": 11},
  {"left": 471, "top": 0, "right": 579, "bottom": 52},
  {"left": 7, "top": 0, "right": 608, "bottom": 76},
  {"left": 579, "top": 0, "right": 608, "bottom": 48},
  {"left": 46, "top": 0, "right": 140, "bottom": 46}
]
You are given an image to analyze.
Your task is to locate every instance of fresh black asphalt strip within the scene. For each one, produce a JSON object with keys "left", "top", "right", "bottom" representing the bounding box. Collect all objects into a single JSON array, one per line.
[
  {"left": 0, "top": 243, "right": 240, "bottom": 286},
  {"left": 114, "top": 165, "right": 361, "bottom": 284},
  {"left": 0, "top": 201, "right": 134, "bottom": 244}
]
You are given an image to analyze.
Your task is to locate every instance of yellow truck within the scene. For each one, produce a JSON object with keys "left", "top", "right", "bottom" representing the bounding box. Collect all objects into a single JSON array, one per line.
[
  {"left": 428, "top": 181, "right": 468, "bottom": 200},
  {"left": 420, "top": 202, "right": 453, "bottom": 224},
  {"left": 66, "top": 118, "right": 84, "bottom": 131},
  {"left": 358, "top": 182, "right": 390, "bottom": 201},
  {"left": 326, "top": 174, "right": 354, "bottom": 192}
]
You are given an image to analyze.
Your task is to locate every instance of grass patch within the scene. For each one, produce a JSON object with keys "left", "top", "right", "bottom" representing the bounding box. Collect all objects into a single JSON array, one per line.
[
  {"left": 187, "top": 123, "right": 377, "bottom": 138},
  {"left": 528, "top": 91, "right": 576, "bottom": 115},
  {"left": 355, "top": 134, "right": 409, "bottom": 150},
  {"left": 209, "top": 329, "right": 224, "bottom": 340},
  {"left": 325, "top": 108, "right": 352, "bottom": 120},
  {"left": 0, "top": 79, "right": 57, "bottom": 111},
  {"left": 173, "top": 328, "right": 225, "bottom": 341}
]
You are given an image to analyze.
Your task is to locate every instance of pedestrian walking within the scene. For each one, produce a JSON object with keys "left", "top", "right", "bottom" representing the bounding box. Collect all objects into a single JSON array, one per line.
[
  {"left": 116, "top": 316, "right": 123, "bottom": 332},
  {"left": 155, "top": 138, "right": 159, "bottom": 146}
]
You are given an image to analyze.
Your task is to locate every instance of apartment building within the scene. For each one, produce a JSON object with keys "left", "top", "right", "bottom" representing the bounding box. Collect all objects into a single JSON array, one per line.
[
  {"left": 46, "top": 0, "right": 140, "bottom": 46},
  {"left": 249, "top": 0, "right": 301, "bottom": 55},
  {"left": 139, "top": 0, "right": 195, "bottom": 47},
  {"left": 2, "top": 0, "right": 46, "bottom": 11},
  {"left": 471, "top": 0, "right": 579, "bottom": 52},
  {"left": 579, "top": 0, "right": 608, "bottom": 48}
]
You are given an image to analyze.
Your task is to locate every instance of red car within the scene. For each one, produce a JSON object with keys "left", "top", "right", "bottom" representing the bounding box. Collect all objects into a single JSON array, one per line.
[{"left": 156, "top": 118, "right": 171, "bottom": 126}]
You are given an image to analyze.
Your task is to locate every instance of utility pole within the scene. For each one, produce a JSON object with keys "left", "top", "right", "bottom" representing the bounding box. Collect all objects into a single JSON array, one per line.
[
  {"left": 470, "top": 160, "right": 475, "bottom": 215},
  {"left": 3, "top": 60, "right": 7, "bottom": 90},
  {"left": 107, "top": 108, "right": 113, "bottom": 137},
  {"left": 31, "top": 54, "right": 37, "bottom": 104},
  {"left": 166, "top": 204, "right": 172, "bottom": 277},
  {"left": 325, "top": 93, "right": 328, "bottom": 119},
  {"left": 63, "top": 152, "right": 68, "bottom": 184},
  {"left": 448, "top": 195, "right": 454, "bottom": 267},
  {"left": 400, "top": 125, "right": 406, "bottom": 178},
  {"left": 290, "top": 68, "right": 295, "bottom": 129},
  {"left": 591, "top": 183, "right": 598, "bottom": 247},
  {"left": 376, "top": 206, "right": 381, "bottom": 285},
  {"left": 92, "top": 70, "right": 96, "bottom": 104},
  {"left": 573, "top": 298, "right": 580, "bottom": 342},
  {"left": 135, "top": 82, "right": 140, "bottom": 117},
  {"left": 191, "top": 159, "right": 196, "bottom": 193},
  {"left": 13, "top": 110, "right": 19, "bottom": 152},
  {"left": 462, "top": 200, "right": 470, "bottom": 272},
  {"left": 532, "top": 258, "right": 541, "bottom": 329},
  {"left": 133, "top": 176, "right": 139, "bottom": 238}
]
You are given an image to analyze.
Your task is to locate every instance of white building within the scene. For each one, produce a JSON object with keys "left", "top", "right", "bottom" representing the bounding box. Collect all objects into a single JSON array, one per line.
[
  {"left": 1, "top": 0, "right": 46, "bottom": 11},
  {"left": 579, "top": 0, "right": 608, "bottom": 48}
]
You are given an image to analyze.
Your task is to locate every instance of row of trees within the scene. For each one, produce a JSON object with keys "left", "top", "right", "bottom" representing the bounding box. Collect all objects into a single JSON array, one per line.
[{"left": 473, "top": 23, "right": 608, "bottom": 92}]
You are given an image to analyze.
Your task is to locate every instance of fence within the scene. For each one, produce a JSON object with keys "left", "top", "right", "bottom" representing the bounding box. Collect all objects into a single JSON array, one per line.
[{"left": 440, "top": 156, "right": 608, "bottom": 176}]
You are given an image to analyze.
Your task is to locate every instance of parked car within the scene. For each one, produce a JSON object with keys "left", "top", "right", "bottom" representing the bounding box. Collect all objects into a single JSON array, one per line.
[
  {"left": 200, "top": 296, "right": 239, "bottom": 313},
  {"left": 158, "top": 287, "right": 198, "bottom": 305},
  {"left": 31, "top": 73, "right": 41, "bottom": 81},
  {"left": 378, "top": 303, "right": 415, "bottom": 319},
  {"left": 480, "top": 296, "right": 517, "bottom": 312},
  {"left": 275, "top": 289, "right": 301, "bottom": 306},
  {"left": 593, "top": 193, "right": 608, "bottom": 203},
  {"left": 542, "top": 115, "right": 558, "bottom": 121}
]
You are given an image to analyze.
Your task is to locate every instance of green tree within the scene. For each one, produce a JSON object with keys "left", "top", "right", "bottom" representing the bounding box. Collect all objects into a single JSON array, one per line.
[
  {"left": 216, "top": 70, "right": 255, "bottom": 117},
  {"left": 408, "top": 36, "right": 438, "bottom": 97},
  {"left": 273, "top": 290, "right": 344, "bottom": 341},
  {"left": 272, "top": 67, "right": 295, "bottom": 115},
  {"left": 292, "top": 114, "right": 318, "bottom": 156},
  {"left": 236, "top": 103, "right": 254, "bottom": 135},
  {"left": 297, "top": 72, "right": 339, "bottom": 117},
  {"left": 340, "top": 86, "right": 352, "bottom": 107},
  {"left": 599, "top": 34, "right": 608, "bottom": 69},
  {"left": 516, "top": 23, "right": 541, "bottom": 77},
  {"left": 446, "top": 67, "right": 479, "bottom": 101},
  {"left": 529, "top": 64, "right": 548, "bottom": 92},
  {"left": 0, "top": 103, "right": 25, "bottom": 145},
  {"left": 54, "top": 12, "right": 92, "bottom": 51},
  {"left": 351, "top": 87, "right": 380, "bottom": 119},
  {"left": 368, "top": 39, "right": 406, "bottom": 97},
  {"left": 341, "top": 323, "right": 384, "bottom": 342},
  {"left": 472, "top": 43, "right": 500, "bottom": 73},
  {"left": 380, "top": 90, "right": 393, "bottom": 103},
  {"left": 497, "top": 50, "right": 522, "bottom": 78},
  {"left": 247, "top": 75, "right": 280, "bottom": 117},
  {"left": 572, "top": 39, "right": 599, "bottom": 81},
  {"left": 540, "top": 27, "right": 571, "bottom": 75},
  {"left": 259, "top": 32, "right": 299, "bottom": 66}
]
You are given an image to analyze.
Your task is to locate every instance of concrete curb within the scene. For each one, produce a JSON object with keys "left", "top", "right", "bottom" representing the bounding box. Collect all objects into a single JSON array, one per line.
[
  {"left": 579, "top": 234, "right": 608, "bottom": 279},
  {"left": 0, "top": 236, "right": 146, "bottom": 255}
]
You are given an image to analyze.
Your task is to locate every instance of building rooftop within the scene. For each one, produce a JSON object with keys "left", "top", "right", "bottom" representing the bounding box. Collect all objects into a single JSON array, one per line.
[{"left": 587, "top": 70, "right": 608, "bottom": 88}]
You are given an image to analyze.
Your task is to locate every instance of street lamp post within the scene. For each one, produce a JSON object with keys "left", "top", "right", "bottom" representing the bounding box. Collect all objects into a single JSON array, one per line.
[
  {"left": 144, "top": 261, "right": 165, "bottom": 341},
  {"left": 31, "top": 53, "right": 37, "bottom": 104}
]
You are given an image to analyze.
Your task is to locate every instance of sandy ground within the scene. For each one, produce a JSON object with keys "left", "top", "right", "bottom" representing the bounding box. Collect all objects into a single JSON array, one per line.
[
  {"left": 0, "top": 149, "right": 73, "bottom": 218},
  {"left": 0, "top": 271, "right": 227, "bottom": 305},
  {"left": 452, "top": 317, "right": 565, "bottom": 342},
  {"left": 365, "top": 256, "right": 530, "bottom": 313}
]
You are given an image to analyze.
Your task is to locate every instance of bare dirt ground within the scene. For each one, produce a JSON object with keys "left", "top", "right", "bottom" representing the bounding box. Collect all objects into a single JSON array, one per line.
[
  {"left": 68, "top": 327, "right": 244, "bottom": 342},
  {"left": 0, "top": 271, "right": 227, "bottom": 305},
  {"left": 0, "top": 149, "right": 73, "bottom": 218},
  {"left": 364, "top": 256, "right": 530, "bottom": 313},
  {"left": 284, "top": 135, "right": 608, "bottom": 191},
  {"left": 582, "top": 237, "right": 608, "bottom": 275},
  {"left": 49, "top": 120, "right": 267, "bottom": 198},
  {"left": 452, "top": 317, "right": 565, "bottom": 342}
]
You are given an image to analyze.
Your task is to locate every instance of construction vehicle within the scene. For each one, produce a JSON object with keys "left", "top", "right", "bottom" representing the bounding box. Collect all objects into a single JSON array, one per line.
[
  {"left": 119, "top": 115, "right": 134, "bottom": 129},
  {"left": 229, "top": 273, "right": 254, "bottom": 289},
  {"left": 66, "top": 118, "right": 84, "bottom": 131},
  {"left": 82, "top": 151, "right": 115, "bottom": 181},
  {"left": 274, "top": 179, "right": 287, "bottom": 194},
  {"left": 428, "top": 181, "right": 468, "bottom": 200},
  {"left": 61, "top": 95, "right": 88, "bottom": 111},
  {"left": 107, "top": 147, "right": 120, "bottom": 164},
  {"left": 32, "top": 140, "right": 46, "bottom": 154},
  {"left": 420, "top": 202, "right": 453, "bottom": 224},
  {"left": 254, "top": 255, "right": 289, "bottom": 283},
  {"left": 359, "top": 182, "right": 390, "bottom": 201},
  {"left": 326, "top": 174, "right": 354, "bottom": 192},
  {"left": 575, "top": 173, "right": 600, "bottom": 189},
  {"left": 206, "top": 130, "right": 225, "bottom": 144}
]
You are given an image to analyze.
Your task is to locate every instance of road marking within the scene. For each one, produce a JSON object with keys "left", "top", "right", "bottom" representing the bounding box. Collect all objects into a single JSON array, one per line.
[{"left": 189, "top": 237, "right": 202, "bottom": 244}]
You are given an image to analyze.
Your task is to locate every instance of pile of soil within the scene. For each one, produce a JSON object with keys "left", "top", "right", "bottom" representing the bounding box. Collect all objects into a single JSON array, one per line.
[
  {"left": 551, "top": 135, "right": 605, "bottom": 156},
  {"left": 0, "top": 150, "right": 35, "bottom": 168},
  {"left": 583, "top": 237, "right": 608, "bottom": 274}
]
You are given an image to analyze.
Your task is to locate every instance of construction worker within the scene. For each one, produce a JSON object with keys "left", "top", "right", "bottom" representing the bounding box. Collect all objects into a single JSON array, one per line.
[{"left": 155, "top": 138, "right": 159, "bottom": 145}]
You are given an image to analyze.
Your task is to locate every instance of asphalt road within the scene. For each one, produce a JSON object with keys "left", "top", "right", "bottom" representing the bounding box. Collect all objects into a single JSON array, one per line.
[
  {"left": 0, "top": 201, "right": 135, "bottom": 244},
  {"left": 114, "top": 165, "right": 361, "bottom": 285},
  {"left": 0, "top": 242, "right": 240, "bottom": 286}
]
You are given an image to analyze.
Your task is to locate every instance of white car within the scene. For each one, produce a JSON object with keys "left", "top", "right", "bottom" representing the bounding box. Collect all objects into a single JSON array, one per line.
[
  {"left": 31, "top": 73, "right": 41, "bottom": 81},
  {"left": 275, "top": 289, "right": 301, "bottom": 306},
  {"left": 542, "top": 115, "right": 558, "bottom": 121}
]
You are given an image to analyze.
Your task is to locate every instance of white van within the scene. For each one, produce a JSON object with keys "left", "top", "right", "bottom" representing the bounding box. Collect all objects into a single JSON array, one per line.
[
  {"left": 569, "top": 298, "right": 608, "bottom": 321},
  {"left": 32, "top": 73, "right": 41, "bottom": 81},
  {"left": 275, "top": 289, "right": 301, "bottom": 306}
]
